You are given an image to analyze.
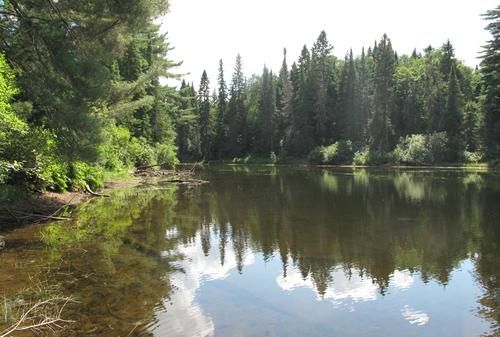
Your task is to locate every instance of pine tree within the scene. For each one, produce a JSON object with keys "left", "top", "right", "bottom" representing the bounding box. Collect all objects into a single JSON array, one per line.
[
  {"left": 275, "top": 49, "right": 293, "bottom": 154},
  {"left": 444, "top": 62, "right": 464, "bottom": 161},
  {"left": 198, "top": 70, "right": 211, "bottom": 159},
  {"left": 259, "top": 67, "right": 275, "bottom": 154},
  {"left": 227, "top": 54, "right": 247, "bottom": 155},
  {"left": 214, "top": 59, "right": 228, "bottom": 158},
  {"left": 310, "top": 31, "right": 333, "bottom": 145},
  {"left": 288, "top": 46, "right": 314, "bottom": 155},
  {"left": 357, "top": 47, "right": 371, "bottom": 143},
  {"left": 440, "top": 40, "right": 455, "bottom": 82},
  {"left": 176, "top": 81, "right": 200, "bottom": 159},
  {"left": 368, "top": 34, "right": 395, "bottom": 156},
  {"left": 481, "top": 6, "right": 500, "bottom": 158},
  {"left": 337, "top": 50, "right": 358, "bottom": 141}
]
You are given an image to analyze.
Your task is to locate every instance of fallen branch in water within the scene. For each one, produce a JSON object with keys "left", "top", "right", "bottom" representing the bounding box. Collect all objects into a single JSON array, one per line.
[
  {"left": 84, "top": 184, "right": 110, "bottom": 198},
  {"left": 0, "top": 297, "right": 75, "bottom": 337},
  {"left": 161, "top": 178, "right": 209, "bottom": 185},
  {"left": 6, "top": 210, "right": 71, "bottom": 221}
]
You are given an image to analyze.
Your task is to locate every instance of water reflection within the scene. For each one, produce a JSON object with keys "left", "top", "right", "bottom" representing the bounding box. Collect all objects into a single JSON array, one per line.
[{"left": 0, "top": 167, "right": 499, "bottom": 337}]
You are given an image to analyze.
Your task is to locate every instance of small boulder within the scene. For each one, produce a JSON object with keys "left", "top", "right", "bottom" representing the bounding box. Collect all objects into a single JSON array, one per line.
[{"left": 0, "top": 236, "right": 5, "bottom": 251}]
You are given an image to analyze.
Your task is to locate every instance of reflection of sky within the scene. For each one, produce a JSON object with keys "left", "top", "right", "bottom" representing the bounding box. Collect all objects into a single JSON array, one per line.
[
  {"left": 277, "top": 266, "right": 415, "bottom": 305},
  {"left": 277, "top": 264, "right": 378, "bottom": 303},
  {"left": 150, "top": 229, "right": 491, "bottom": 337},
  {"left": 151, "top": 230, "right": 255, "bottom": 337}
]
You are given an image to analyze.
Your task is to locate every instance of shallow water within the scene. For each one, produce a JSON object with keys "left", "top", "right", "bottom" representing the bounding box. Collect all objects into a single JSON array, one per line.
[{"left": 1, "top": 166, "right": 499, "bottom": 337}]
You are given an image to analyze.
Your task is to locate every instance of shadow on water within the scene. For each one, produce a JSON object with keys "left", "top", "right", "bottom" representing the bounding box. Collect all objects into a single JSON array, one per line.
[{"left": 0, "top": 166, "right": 499, "bottom": 337}]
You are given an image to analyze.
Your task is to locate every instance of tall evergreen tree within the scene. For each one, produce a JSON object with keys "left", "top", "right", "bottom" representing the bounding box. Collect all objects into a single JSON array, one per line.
[
  {"left": 481, "top": 6, "right": 500, "bottom": 158},
  {"left": 310, "top": 31, "right": 333, "bottom": 145},
  {"left": 198, "top": 70, "right": 211, "bottom": 159},
  {"left": 288, "top": 46, "right": 314, "bottom": 155},
  {"left": 368, "top": 34, "right": 395, "bottom": 155},
  {"left": 444, "top": 62, "right": 464, "bottom": 160},
  {"left": 176, "top": 80, "right": 200, "bottom": 159},
  {"left": 227, "top": 54, "right": 247, "bottom": 155},
  {"left": 338, "top": 50, "right": 359, "bottom": 141},
  {"left": 357, "top": 47, "right": 371, "bottom": 143},
  {"left": 275, "top": 49, "right": 293, "bottom": 154},
  {"left": 214, "top": 59, "right": 228, "bottom": 158},
  {"left": 255, "top": 67, "right": 275, "bottom": 154}
]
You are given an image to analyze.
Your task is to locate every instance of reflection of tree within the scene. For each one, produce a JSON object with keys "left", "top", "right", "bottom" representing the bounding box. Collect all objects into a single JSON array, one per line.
[
  {"left": 4, "top": 168, "right": 497, "bottom": 336},
  {"left": 33, "top": 186, "right": 181, "bottom": 337},
  {"left": 183, "top": 168, "right": 490, "bottom": 299},
  {"left": 474, "top": 193, "right": 500, "bottom": 337}
]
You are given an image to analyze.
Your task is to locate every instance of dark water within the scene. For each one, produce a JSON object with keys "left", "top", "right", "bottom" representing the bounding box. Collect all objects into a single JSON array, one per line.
[{"left": 1, "top": 166, "right": 500, "bottom": 337}]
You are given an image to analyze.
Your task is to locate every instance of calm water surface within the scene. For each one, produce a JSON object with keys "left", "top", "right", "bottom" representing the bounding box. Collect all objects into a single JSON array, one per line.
[{"left": 1, "top": 166, "right": 499, "bottom": 337}]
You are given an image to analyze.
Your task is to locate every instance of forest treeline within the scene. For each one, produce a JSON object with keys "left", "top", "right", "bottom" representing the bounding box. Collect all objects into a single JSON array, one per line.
[
  {"left": 180, "top": 9, "right": 500, "bottom": 166},
  {"left": 0, "top": 1, "right": 499, "bottom": 192}
]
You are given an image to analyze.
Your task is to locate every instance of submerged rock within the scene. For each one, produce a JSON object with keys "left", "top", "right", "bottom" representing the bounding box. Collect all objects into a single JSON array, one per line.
[{"left": 0, "top": 236, "right": 5, "bottom": 250}]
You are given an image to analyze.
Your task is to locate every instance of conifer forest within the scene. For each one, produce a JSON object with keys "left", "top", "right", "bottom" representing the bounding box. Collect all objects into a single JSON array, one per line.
[{"left": 0, "top": 1, "right": 498, "bottom": 189}]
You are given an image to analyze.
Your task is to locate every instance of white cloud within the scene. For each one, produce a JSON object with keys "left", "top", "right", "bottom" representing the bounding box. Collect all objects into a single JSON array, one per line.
[{"left": 401, "top": 305, "right": 430, "bottom": 326}]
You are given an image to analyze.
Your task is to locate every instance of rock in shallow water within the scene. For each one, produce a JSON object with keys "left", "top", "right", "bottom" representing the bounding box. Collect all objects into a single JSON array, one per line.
[{"left": 0, "top": 236, "right": 5, "bottom": 250}]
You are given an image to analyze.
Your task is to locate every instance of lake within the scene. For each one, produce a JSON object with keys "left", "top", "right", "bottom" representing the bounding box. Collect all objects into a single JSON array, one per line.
[{"left": 1, "top": 166, "right": 499, "bottom": 337}]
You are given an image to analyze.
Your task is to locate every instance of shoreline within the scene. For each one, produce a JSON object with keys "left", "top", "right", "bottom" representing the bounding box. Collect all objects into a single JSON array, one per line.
[{"left": 0, "top": 163, "right": 496, "bottom": 235}]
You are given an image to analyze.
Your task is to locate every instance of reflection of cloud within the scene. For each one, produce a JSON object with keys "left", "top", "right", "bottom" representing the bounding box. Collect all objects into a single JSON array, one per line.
[
  {"left": 151, "top": 230, "right": 255, "bottom": 337},
  {"left": 391, "top": 270, "right": 414, "bottom": 290},
  {"left": 401, "top": 305, "right": 429, "bottom": 326},
  {"left": 165, "top": 228, "right": 179, "bottom": 240},
  {"left": 277, "top": 265, "right": 378, "bottom": 303}
]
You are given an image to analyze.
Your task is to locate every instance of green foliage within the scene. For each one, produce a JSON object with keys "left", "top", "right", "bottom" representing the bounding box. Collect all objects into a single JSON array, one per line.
[
  {"left": 463, "top": 151, "right": 483, "bottom": 164},
  {"left": 270, "top": 151, "right": 278, "bottom": 164},
  {"left": 69, "top": 162, "right": 104, "bottom": 191},
  {"left": 129, "top": 137, "right": 157, "bottom": 167},
  {"left": 155, "top": 143, "right": 179, "bottom": 168},
  {"left": 353, "top": 148, "right": 370, "bottom": 166},
  {"left": 308, "top": 140, "right": 353, "bottom": 165},
  {"left": 0, "top": 1, "right": 180, "bottom": 192},
  {"left": 393, "top": 133, "right": 448, "bottom": 165},
  {"left": 481, "top": 6, "right": 500, "bottom": 158},
  {"left": 98, "top": 123, "right": 133, "bottom": 171}
]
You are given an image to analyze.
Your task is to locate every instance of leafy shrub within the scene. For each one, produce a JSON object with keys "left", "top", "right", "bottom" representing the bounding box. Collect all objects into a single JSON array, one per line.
[
  {"left": 98, "top": 124, "right": 132, "bottom": 171},
  {"left": 68, "top": 161, "right": 104, "bottom": 191},
  {"left": 232, "top": 155, "right": 253, "bottom": 164},
  {"left": 39, "top": 161, "right": 70, "bottom": 192},
  {"left": 129, "top": 137, "right": 156, "bottom": 167},
  {"left": 393, "top": 132, "right": 448, "bottom": 165},
  {"left": 270, "top": 151, "right": 278, "bottom": 164},
  {"left": 308, "top": 140, "right": 353, "bottom": 165},
  {"left": 155, "top": 143, "right": 179, "bottom": 168},
  {"left": 426, "top": 132, "right": 448, "bottom": 163},
  {"left": 463, "top": 151, "right": 483, "bottom": 164},
  {"left": 353, "top": 148, "right": 369, "bottom": 165}
]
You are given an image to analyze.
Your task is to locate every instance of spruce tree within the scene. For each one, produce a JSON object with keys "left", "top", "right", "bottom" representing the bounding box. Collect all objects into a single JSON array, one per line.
[
  {"left": 337, "top": 50, "right": 358, "bottom": 141},
  {"left": 481, "top": 6, "right": 500, "bottom": 158},
  {"left": 198, "top": 70, "right": 211, "bottom": 159},
  {"left": 256, "top": 66, "right": 275, "bottom": 154},
  {"left": 275, "top": 49, "right": 293, "bottom": 154},
  {"left": 214, "top": 59, "right": 228, "bottom": 158},
  {"left": 227, "top": 54, "right": 247, "bottom": 155},
  {"left": 288, "top": 46, "right": 314, "bottom": 155},
  {"left": 368, "top": 34, "right": 395, "bottom": 156},
  {"left": 357, "top": 47, "right": 371, "bottom": 143},
  {"left": 310, "top": 31, "right": 333, "bottom": 145},
  {"left": 444, "top": 62, "right": 464, "bottom": 161}
]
